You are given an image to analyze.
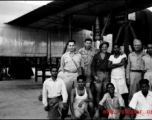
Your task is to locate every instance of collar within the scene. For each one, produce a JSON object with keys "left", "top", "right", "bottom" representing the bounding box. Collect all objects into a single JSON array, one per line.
[
  {"left": 83, "top": 47, "right": 93, "bottom": 51},
  {"left": 108, "top": 92, "right": 118, "bottom": 98},
  {"left": 69, "top": 51, "right": 77, "bottom": 55},
  {"left": 49, "top": 77, "right": 57, "bottom": 81},
  {"left": 139, "top": 91, "right": 152, "bottom": 97},
  {"left": 132, "top": 51, "right": 146, "bottom": 56}
]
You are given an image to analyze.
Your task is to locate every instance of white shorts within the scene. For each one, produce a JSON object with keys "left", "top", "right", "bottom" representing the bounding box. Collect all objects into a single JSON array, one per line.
[{"left": 111, "top": 77, "right": 128, "bottom": 94}]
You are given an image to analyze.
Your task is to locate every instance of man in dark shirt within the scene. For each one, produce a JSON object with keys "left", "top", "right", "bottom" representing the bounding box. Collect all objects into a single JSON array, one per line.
[{"left": 91, "top": 41, "right": 110, "bottom": 109}]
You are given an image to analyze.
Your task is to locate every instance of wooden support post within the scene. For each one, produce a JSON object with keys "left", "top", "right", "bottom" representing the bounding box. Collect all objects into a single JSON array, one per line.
[
  {"left": 35, "top": 58, "right": 38, "bottom": 82},
  {"left": 42, "top": 67, "right": 45, "bottom": 83}
]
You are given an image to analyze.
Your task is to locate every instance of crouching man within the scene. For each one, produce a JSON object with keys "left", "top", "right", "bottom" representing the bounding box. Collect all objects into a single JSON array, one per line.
[
  {"left": 94, "top": 83, "right": 125, "bottom": 120},
  {"left": 70, "top": 75, "right": 94, "bottom": 120},
  {"left": 42, "top": 66, "right": 68, "bottom": 120}
]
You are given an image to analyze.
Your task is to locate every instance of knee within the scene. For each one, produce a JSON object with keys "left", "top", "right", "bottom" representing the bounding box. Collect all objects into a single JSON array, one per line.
[{"left": 89, "top": 102, "right": 94, "bottom": 108}]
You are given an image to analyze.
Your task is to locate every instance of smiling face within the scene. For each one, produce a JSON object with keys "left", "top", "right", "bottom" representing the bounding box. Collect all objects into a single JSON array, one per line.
[
  {"left": 133, "top": 42, "right": 142, "bottom": 52},
  {"left": 100, "top": 44, "right": 108, "bottom": 53},
  {"left": 107, "top": 84, "right": 114, "bottom": 94},
  {"left": 77, "top": 79, "right": 85, "bottom": 88}
]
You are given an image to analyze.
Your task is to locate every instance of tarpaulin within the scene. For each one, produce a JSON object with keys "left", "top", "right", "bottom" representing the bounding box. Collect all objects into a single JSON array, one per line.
[
  {"left": 0, "top": 25, "right": 47, "bottom": 57},
  {"left": 50, "top": 29, "right": 91, "bottom": 57}
]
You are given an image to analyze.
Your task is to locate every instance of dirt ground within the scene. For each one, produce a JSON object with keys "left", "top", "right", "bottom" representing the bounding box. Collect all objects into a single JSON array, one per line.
[
  {"left": 0, "top": 74, "right": 130, "bottom": 119},
  {"left": 0, "top": 78, "right": 48, "bottom": 119}
]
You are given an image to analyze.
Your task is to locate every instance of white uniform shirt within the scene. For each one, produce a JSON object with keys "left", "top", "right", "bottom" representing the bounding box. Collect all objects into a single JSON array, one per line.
[
  {"left": 42, "top": 77, "right": 68, "bottom": 106},
  {"left": 109, "top": 54, "right": 127, "bottom": 79},
  {"left": 129, "top": 91, "right": 152, "bottom": 119},
  {"left": 60, "top": 52, "right": 84, "bottom": 73}
]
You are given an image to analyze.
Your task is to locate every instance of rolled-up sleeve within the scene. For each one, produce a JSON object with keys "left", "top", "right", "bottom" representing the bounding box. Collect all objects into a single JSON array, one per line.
[
  {"left": 61, "top": 80, "right": 68, "bottom": 103},
  {"left": 42, "top": 82, "right": 47, "bottom": 107}
]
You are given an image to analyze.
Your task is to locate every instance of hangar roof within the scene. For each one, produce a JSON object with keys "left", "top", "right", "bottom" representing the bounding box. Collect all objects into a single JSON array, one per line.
[{"left": 7, "top": 0, "right": 152, "bottom": 31}]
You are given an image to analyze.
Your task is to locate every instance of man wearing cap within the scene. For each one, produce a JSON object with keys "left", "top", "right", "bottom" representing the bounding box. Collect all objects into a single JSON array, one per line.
[
  {"left": 91, "top": 41, "right": 110, "bottom": 109},
  {"left": 78, "top": 38, "right": 99, "bottom": 88},
  {"left": 126, "top": 39, "right": 146, "bottom": 102}
]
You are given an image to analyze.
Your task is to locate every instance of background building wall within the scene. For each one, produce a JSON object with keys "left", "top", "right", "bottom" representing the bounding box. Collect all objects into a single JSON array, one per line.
[{"left": 0, "top": 1, "right": 91, "bottom": 57}]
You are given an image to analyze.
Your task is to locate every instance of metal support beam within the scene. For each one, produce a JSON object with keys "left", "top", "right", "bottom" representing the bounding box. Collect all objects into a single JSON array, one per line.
[
  {"left": 69, "top": 15, "right": 73, "bottom": 40},
  {"left": 100, "top": 11, "right": 112, "bottom": 38},
  {"left": 94, "top": 16, "right": 100, "bottom": 48}
]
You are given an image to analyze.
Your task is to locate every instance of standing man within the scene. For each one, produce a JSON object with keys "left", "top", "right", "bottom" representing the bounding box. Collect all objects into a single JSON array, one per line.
[
  {"left": 78, "top": 38, "right": 98, "bottom": 88},
  {"left": 91, "top": 41, "right": 110, "bottom": 108},
  {"left": 126, "top": 39, "right": 146, "bottom": 102},
  {"left": 94, "top": 83, "right": 125, "bottom": 120},
  {"left": 142, "top": 43, "right": 152, "bottom": 90},
  {"left": 129, "top": 79, "right": 152, "bottom": 119},
  {"left": 42, "top": 66, "right": 68, "bottom": 119},
  {"left": 108, "top": 44, "right": 128, "bottom": 105},
  {"left": 70, "top": 75, "right": 94, "bottom": 120},
  {"left": 60, "top": 40, "right": 84, "bottom": 95}
]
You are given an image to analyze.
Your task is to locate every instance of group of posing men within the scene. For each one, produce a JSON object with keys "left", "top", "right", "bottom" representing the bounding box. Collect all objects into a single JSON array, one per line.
[{"left": 42, "top": 38, "right": 152, "bottom": 119}]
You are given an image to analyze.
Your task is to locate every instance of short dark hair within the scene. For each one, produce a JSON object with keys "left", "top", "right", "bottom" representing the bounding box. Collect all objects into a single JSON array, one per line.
[
  {"left": 139, "top": 79, "right": 149, "bottom": 86},
  {"left": 85, "top": 38, "right": 92, "bottom": 43},
  {"left": 77, "top": 75, "right": 86, "bottom": 82},
  {"left": 113, "top": 43, "right": 120, "bottom": 48},
  {"left": 67, "top": 40, "right": 76, "bottom": 45},
  {"left": 106, "top": 83, "right": 115, "bottom": 88},
  {"left": 50, "top": 66, "right": 59, "bottom": 71},
  {"left": 147, "top": 42, "right": 152, "bottom": 47}
]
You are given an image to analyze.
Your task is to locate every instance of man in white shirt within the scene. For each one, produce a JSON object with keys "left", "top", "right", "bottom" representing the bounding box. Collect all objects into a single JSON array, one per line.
[
  {"left": 94, "top": 83, "right": 125, "bottom": 120},
  {"left": 108, "top": 44, "right": 128, "bottom": 95},
  {"left": 42, "top": 66, "right": 68, "bottom": 119},
  {"left": 129, "top": 79, "right": 152, "bottom": 119},
  {"left": 108, "top": 44, "right": 128, "bottom": 106}
]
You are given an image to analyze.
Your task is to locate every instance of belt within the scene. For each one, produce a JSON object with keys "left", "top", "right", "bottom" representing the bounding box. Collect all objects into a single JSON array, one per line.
[
  {"left": 130, "top": 70, "right": 143, "bottom": 72},
  {"left": 64, "top": 69, "right": 77, "bottom": 73},
  {"left": 48, "top": 95, "right": 62, "bottom": 100}
]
